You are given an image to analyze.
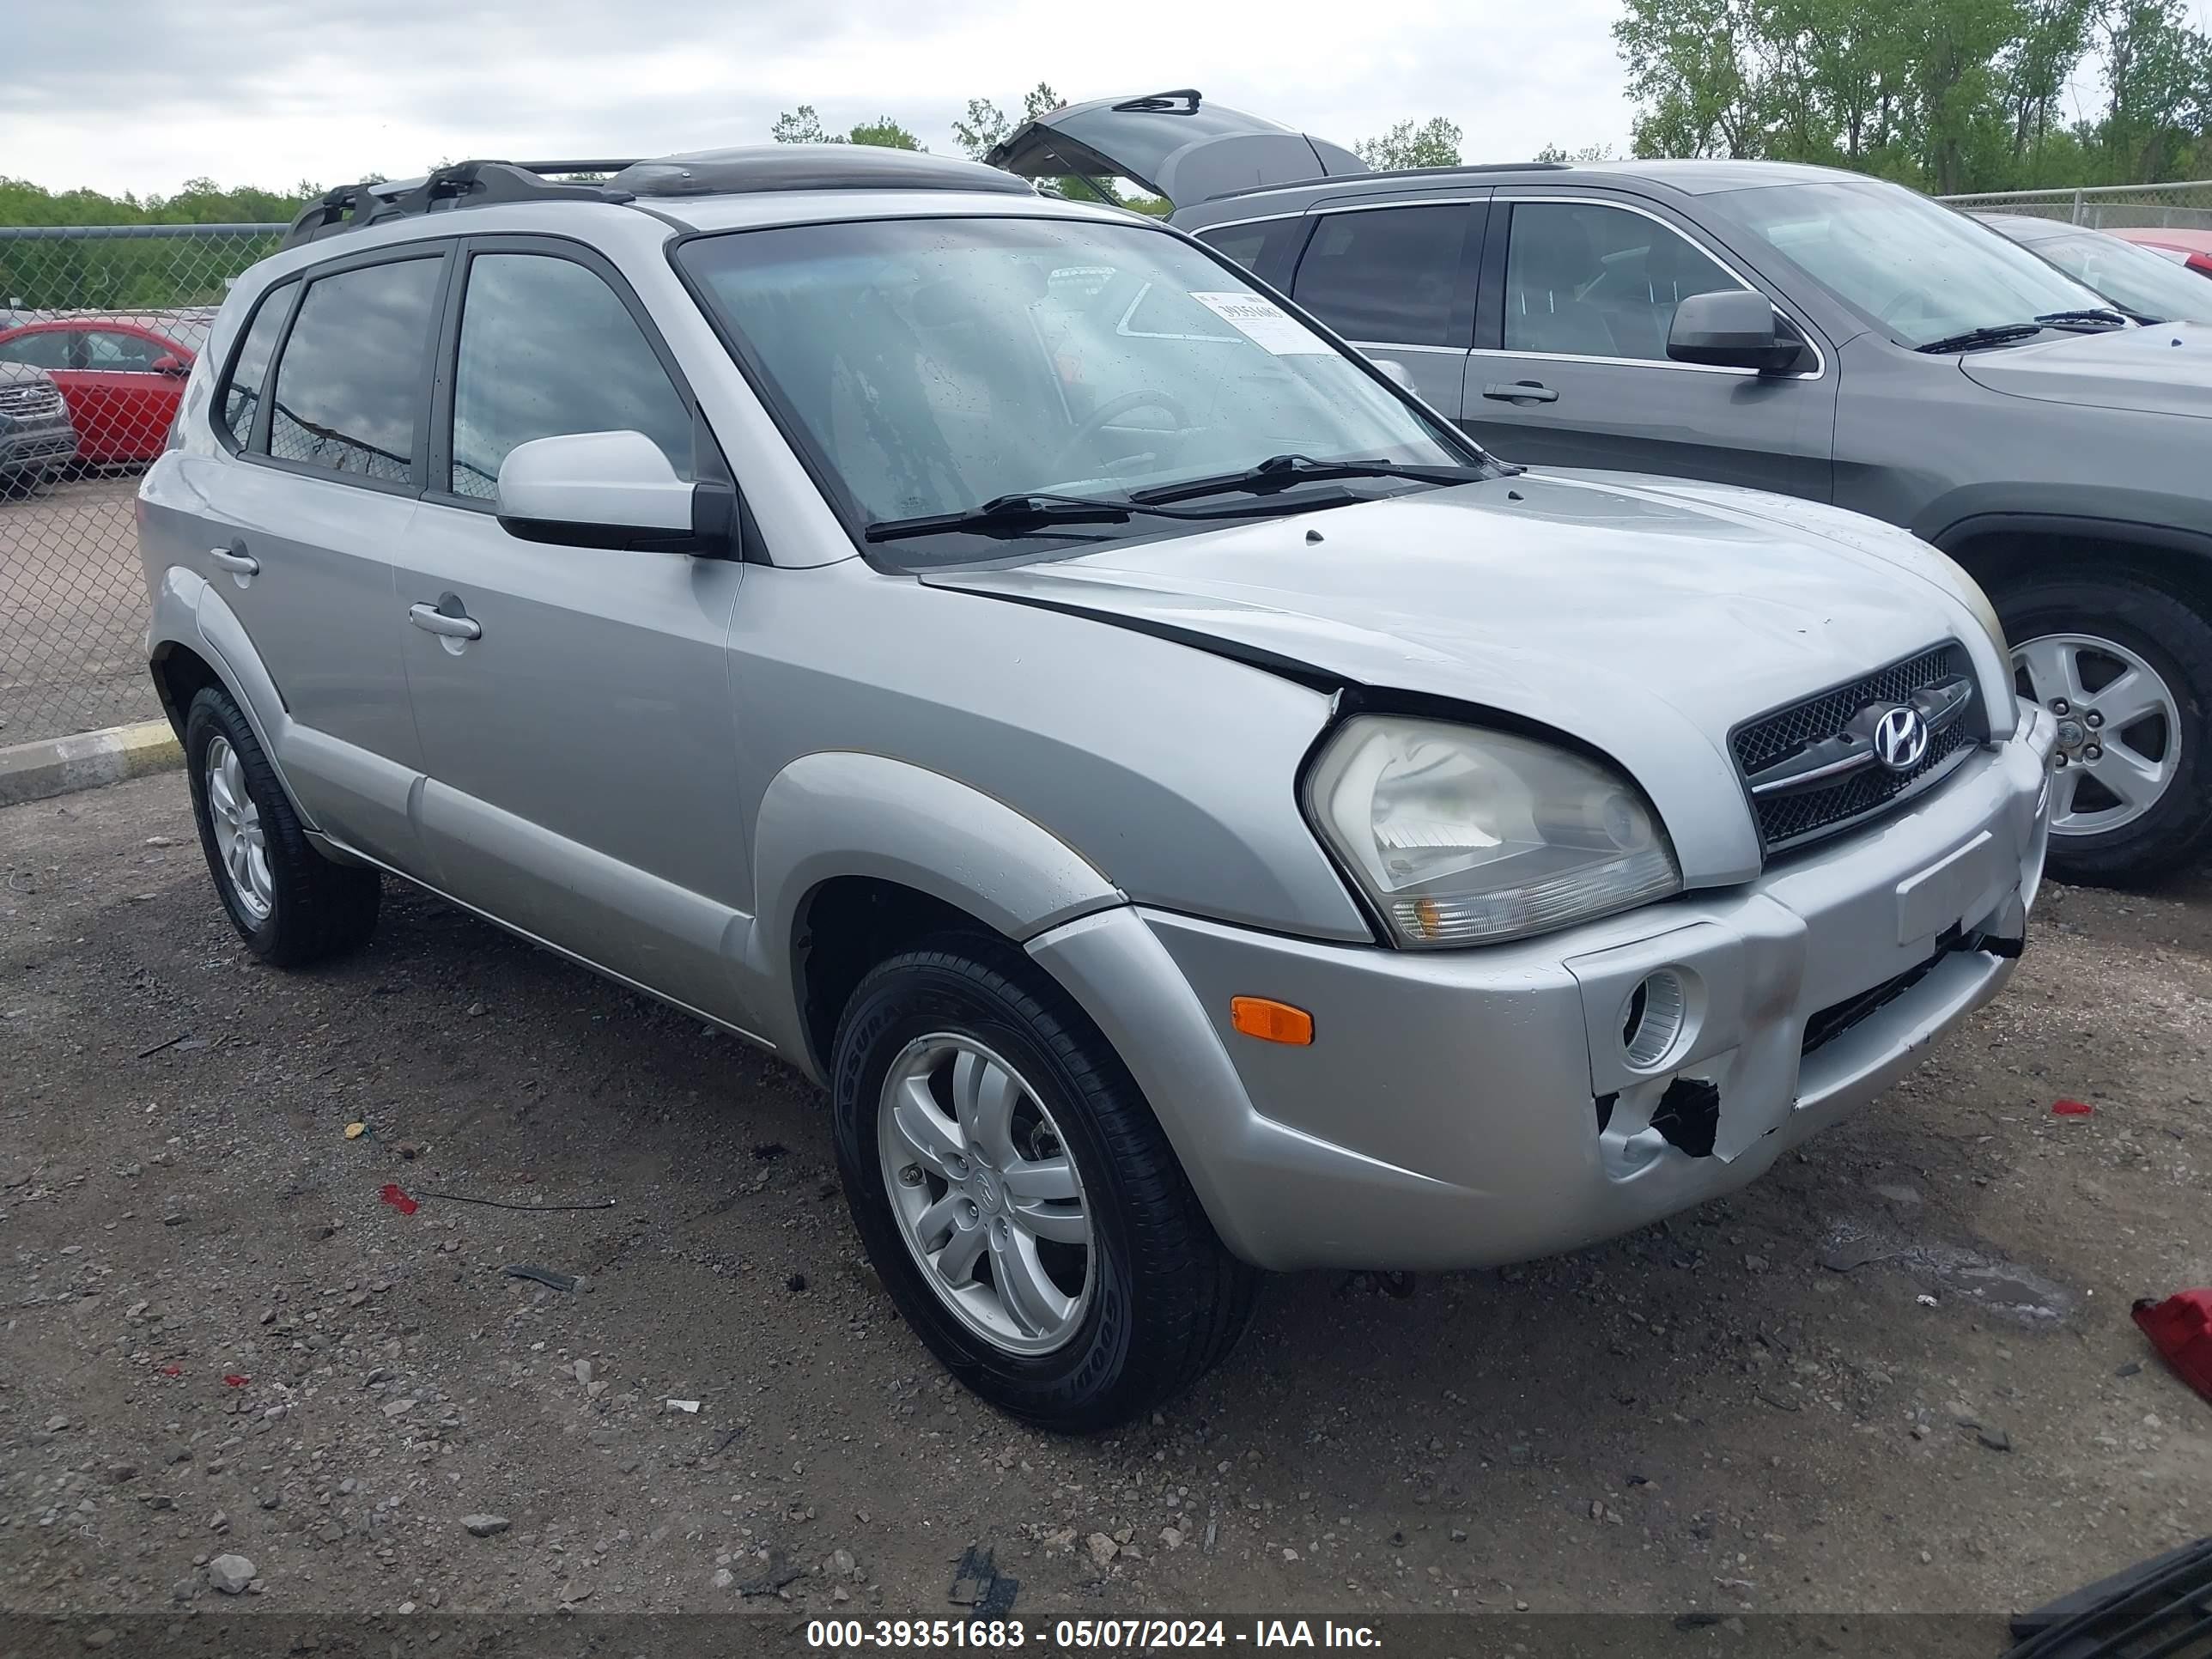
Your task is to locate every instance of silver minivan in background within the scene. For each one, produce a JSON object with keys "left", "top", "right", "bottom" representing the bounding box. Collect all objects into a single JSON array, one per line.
[{"left": 138, "top": 146, "right": 2053, "bottom": 1428}]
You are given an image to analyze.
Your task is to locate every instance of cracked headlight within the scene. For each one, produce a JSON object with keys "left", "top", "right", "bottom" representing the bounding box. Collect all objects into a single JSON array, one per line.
[{"left": 1304, "top": 716, "right": 1682, "bottom": 947}]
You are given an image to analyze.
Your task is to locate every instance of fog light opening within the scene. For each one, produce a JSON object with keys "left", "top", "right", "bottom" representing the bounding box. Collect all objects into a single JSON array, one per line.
[{"left": 1621, "top": 969, "right": 1687, "bottom": 1070}]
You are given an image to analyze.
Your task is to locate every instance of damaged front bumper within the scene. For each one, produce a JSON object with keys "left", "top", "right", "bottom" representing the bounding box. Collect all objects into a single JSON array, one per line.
[{"left": 1030, "top": 702, "right": 2057, "bottom": 1272}]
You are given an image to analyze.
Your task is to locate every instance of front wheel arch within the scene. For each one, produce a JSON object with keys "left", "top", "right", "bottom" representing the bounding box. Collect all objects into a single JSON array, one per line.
[{"left": 1953, "top": 550, "right": 2212, "bottom": 884}]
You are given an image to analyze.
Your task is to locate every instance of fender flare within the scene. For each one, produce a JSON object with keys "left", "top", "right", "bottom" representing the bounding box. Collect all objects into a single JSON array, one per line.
[
  {"left": 745, "top": 750, "right": 1126, "bottom": 1061},
  {"left": 1927, "top": 508, "right": 2212, "bottom": 569},
  {"left": 148, "top": 566, "right": 319, "bottom": 830}
]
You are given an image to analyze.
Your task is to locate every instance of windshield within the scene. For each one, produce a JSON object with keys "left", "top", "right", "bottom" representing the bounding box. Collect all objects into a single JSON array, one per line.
[
  {"left": 678, "top": 215, "right": 1473, "bottom": 559},
  {"left": 1723, "top": 179, "right": 2116, "bottom": 348},
  {"left": 2002, "top": 222, "right": 2212, "bottom": 324}
]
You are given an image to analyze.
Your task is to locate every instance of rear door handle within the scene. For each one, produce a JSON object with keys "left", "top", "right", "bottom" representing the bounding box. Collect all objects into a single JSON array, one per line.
[
  {"left": 210, "top": 546, "right": 258, "bottom": 575},
  {"left": 1481, "top": 380, "right": 1559, "bottom": 404},
  {"left": 409, "top": 602, "right": 482, "bottom": 641}
]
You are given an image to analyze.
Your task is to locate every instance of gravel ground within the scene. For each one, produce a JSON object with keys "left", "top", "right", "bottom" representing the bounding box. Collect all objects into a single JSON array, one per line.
[
  {"left": 2, "top": 771, "right": 2206, "bottom": 1630},
  {"left": 0, "top": 472, "right": 159, "bottom": 746}
]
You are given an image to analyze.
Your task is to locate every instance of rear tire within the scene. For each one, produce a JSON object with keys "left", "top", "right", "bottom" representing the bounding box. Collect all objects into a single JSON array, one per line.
[
  {"left": 1997, "top": 573, "right": 2212, "bottom": 886},
  {"left": 830, "top": 933, "right": 1259, "bottom": 1431},
  {"left": 183, "top": 685, "right": 380, "bottom": 966}
]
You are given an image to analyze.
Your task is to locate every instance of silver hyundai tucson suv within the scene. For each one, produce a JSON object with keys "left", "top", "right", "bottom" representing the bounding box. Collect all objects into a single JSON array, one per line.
[{"left": 137, "top": 145, "right": 2057, "bottom": 1429}]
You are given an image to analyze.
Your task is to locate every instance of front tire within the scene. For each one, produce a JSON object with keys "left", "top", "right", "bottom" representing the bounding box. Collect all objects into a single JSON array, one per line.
[
  {"left": 830, "top": 934, "right": 1258, "bottom": 1431},
  {"left": 184, "top": 686, "right": 380, "bottom": 966},
  {"left": 1999, "top": 572, "right": 2212, "bottom": 885}
]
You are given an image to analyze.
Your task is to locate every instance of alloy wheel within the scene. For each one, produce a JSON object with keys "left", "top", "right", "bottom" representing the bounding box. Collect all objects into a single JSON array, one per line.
[{"left": 876, "top": 1034, "right": 1094, "bottom": 1355}]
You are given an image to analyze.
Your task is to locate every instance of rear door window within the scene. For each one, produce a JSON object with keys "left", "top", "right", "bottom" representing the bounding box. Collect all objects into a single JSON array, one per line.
[
  {"left": 1290, "top": 204, "right": 1472, "bottom": 346},
  {"left": 268, "top": 254, "right": 444, "bottom": 483},
  {"left": 1194, "top": 217, "right": 1307, "bottom": 283}
]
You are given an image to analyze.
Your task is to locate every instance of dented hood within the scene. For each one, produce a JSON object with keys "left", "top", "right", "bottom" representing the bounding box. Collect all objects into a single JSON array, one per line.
[{"left": 922, "top": 470, "right": 2002, "bottom": 885}]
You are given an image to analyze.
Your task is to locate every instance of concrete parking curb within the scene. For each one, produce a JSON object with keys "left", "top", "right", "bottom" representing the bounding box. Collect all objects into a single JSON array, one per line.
[{"left": 0, "top": 718, "right": 182, "bottom": 807}]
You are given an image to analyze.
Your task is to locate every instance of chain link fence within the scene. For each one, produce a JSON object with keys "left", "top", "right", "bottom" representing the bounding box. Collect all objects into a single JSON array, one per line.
[
  {"left": 1939, "top": 179, "right": 2212, "bottom": 230},
  {"left": 1, "top": 223, "right": 284, "bottom": 746}
]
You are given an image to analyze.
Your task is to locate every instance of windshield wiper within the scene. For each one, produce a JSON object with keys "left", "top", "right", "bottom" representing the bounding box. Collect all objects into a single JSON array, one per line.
[
  {"left": 2035, "top": 307, "right": 2131, "bottom": 329},
  {"left": 864, "top": 487, "right": 1365, "bottom": 544},
  {"left": 1915, "top": 323, "right": 2047, "bottom": 354},
  {"left": 866, "top": 492, "right": 1164, "bottom": 543},
  {"left": 1129, "top": 453, "right": 1488, "bottom": 507}
]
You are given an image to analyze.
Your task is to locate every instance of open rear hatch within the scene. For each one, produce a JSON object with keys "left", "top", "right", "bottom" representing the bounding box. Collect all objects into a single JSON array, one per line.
[{"left": 983, "top": 88, "right": 1366, "bottom": 210}]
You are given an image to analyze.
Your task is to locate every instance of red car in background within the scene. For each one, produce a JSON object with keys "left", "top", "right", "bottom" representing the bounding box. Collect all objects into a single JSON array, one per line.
[
  {"left": 2104, "top": 226, "right": 2212, "bottom": 278},
  {"left": 0, "top": 316, "right": 208, "bottom": 464}
]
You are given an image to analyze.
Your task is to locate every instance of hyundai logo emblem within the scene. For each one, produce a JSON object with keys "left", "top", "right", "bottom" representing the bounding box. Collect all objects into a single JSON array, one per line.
[{"left": 1872, "top": 704, "right": 1930, "bottom": 772}]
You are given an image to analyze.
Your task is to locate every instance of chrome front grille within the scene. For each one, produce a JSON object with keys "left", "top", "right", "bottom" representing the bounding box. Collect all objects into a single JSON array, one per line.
[
  {"left": 0, "top": 382, "right": 65, "bottom": 420},
  {"left": 1732, "top": 641, "right": 1985, "bottom": 854}
]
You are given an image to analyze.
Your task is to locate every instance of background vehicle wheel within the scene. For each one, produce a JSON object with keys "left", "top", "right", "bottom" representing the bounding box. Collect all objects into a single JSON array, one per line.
[
  {"left": 1999, "top": 573, "right": 2212, "bottom": 886},
  {"left": 183, "top": 686, "right": 380, "bottom": 966},
  {"left": 831, "top": 933, "right": 1258, "bottom": 1431}
]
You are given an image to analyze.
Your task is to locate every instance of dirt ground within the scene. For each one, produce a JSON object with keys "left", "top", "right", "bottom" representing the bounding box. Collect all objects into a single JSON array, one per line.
[
  {"left": 1, "top": 771, "right": 2206, "bottom": 1633},
  {"left": 0, "top": 473, "right": 160, "bottom": 746}
]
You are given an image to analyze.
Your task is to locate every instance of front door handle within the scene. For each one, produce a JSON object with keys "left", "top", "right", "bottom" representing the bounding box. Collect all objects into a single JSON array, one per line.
[
  {"left": 1481, "top": 380, "right": 1559, "bottom": 404},
  {"left": 210, "top": 546, "right": 258, "bottom": 575},
  {"left": 408, "top": 602, "right": 482, "bottom": 641}
]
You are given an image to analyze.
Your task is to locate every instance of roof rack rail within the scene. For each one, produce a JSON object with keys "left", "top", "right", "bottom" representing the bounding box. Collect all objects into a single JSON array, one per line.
[{"left": 280, "top": 159, "right": 641, "bottom": 250}]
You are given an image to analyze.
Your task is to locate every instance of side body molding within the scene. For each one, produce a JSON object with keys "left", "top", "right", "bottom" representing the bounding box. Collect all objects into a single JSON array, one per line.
[{"left": 745, "top": 750, "right": 1127, "bottom": 1072}]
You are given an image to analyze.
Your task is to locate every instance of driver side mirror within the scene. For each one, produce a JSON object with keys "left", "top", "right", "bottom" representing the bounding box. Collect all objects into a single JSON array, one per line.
[
  {"left": 150, "top": 354, "right": 190, "bottom": 376},
  {"left": 1667, "top": 290, "right": 1805, "bottom": 374},
  {"left": 496, "top": 430, "right": 734, "bottom": 556}
]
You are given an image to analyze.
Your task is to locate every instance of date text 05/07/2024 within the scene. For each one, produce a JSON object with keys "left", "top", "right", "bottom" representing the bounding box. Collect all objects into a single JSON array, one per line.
[{"left": 805, "top": 1618, "right": 1383, "bottom": 1650}]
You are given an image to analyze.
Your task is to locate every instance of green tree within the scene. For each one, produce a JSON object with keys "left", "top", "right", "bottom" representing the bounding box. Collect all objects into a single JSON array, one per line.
[
  {"left": 1353, "top": 117, "right": 1463, "bottom": 169},
  {"left": 771, "top": 106, "right": 832, "bottom": 144},
  {"left": 771, "top": 106, "right": 924, "bottom": 149},
  {"left": 1533, "top": 142, "right": 1619, "bottom": 161}
]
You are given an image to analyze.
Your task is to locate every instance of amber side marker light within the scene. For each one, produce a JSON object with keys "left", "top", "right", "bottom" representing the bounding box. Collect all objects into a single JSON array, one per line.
[{"left": 1230, "top": 996, "right": 1315, "bottom": 1046}]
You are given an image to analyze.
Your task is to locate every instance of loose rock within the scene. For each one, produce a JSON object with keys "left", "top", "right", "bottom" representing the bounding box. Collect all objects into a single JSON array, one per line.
[{"left": 208, "top": 1554, "right": 256, "bottom": 1595}]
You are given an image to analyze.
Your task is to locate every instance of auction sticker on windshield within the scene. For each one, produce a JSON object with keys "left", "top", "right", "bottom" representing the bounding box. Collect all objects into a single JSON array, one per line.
[{"left": 1189, "top": 291, "right": 1333, "bottom": 354}]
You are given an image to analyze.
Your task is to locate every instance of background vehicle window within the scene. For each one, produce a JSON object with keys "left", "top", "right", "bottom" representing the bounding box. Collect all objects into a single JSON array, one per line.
[
  {"left": 0, "top": 331, "right": 74, "bottom": 370},
  {"left": 449, "top": 253, "right": 692, "bottom": 500},
  {"left": 1195, "top": 218, "right": 1304, "bottom": 276},
  {"left": 1290, "top": 205, "right": 1468, "bottom": 346},
  {"left": 269, "top": 256, "right": 443, "bottom": 483},
  {"left": 1504, "top": 203, "right": 1745, "bottom": 361},
  {"left": 2008, "top": 224, "right": 2212, "bottom": 324},
  {"left": 82, "top": 331, "right": 166, "bottom": 371},
  {"left": 219, "top": 283, "right": 293, "bottom": 450}
]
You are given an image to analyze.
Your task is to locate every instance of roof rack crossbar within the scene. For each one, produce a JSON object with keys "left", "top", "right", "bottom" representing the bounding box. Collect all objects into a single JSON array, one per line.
[
  {"left": 280, "top": 161, "right": 637, "bottom": 250},
  {"left": 514, "top": 160, "right": 645, "bottom": 175}
]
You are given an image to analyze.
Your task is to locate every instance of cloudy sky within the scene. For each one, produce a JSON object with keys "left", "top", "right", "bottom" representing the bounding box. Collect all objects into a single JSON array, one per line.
[{"left": 5, "top": 0, "right": 1632, "bottom": 198}]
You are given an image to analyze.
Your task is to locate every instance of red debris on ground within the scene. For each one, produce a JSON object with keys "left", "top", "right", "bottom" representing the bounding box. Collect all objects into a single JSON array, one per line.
[
  {"left": 222, "top": 1374, "right": 249, "bottom": 1387},
  {"left": 2134, "top": 1290, "right": 2212, "bottom": 1405},
  {"left": 2052, "top": 1099, "right": 2095, "bottom": 1116},
  {"left": 379, "top": 1183, "right": 419, "bottom": 1215},
  {"left": 156, "top": 1365, "right": 182, "bottom": 1377}
]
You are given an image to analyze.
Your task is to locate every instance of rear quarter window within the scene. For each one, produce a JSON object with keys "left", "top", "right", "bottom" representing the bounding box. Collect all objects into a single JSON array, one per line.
[{"left": 216, "top": 283, "right": 295, "bottom": 450}]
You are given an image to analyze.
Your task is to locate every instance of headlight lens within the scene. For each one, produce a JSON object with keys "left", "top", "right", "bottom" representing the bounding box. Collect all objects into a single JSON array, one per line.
[
  {"left": 1931, "top": 550, "right": 2008, "bottom": 661},
  {"left": 1304, "top": 716, "right": 1682, "bottom": 947}
]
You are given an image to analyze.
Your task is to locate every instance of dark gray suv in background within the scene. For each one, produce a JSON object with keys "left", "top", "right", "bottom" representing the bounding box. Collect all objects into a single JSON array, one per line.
[{"left": 994, "top": 93, "right": 2212, "bottom": 884}]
